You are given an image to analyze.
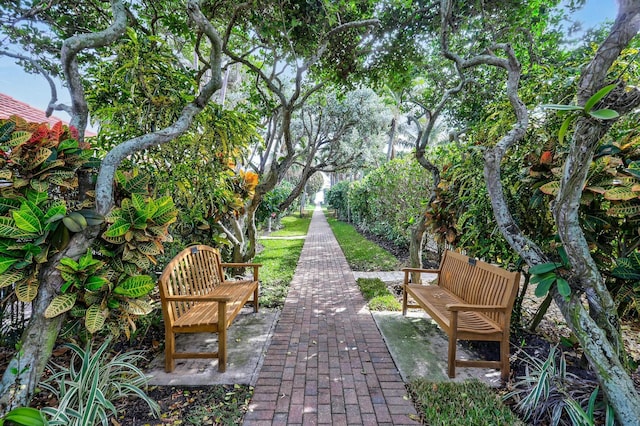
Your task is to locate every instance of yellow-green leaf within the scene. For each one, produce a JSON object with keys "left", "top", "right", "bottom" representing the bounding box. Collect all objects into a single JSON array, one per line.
[
  {"left": 103, "top": 219, "right": 131, "bottom": 237},
  {"left": 44, "top": 293, "right": 77, "bottom": 318},
  {"left": 15, "top": 281, "right": 38, "bottom": 302},
  {"left": 0, "top": 271, "right": 23, "bottom": 288},
  {"left": 113, "top": 275, "right": 155, "bottom": 298},
  {"left": 12, "top": 209, "right": 42, "bottom": 234},
  {"left": 124, "top": 299, "right": 154, "bottom": 315},
  {"left": 604, "top": 186, "right": 638, "bottom": 201},
  {"left": 30, "top": 179, "right": 49, "bottom": 192},
  {"left": 8, "top": 131, "right": 31, "bottom": 147},
  {"left": 539, "top": 181, "right": 560, "bottom": 196},
  {"left": 607, "top": 202, "right": 640, "bottom": 217},
  {"left": 138, "top": 241, "right": 162, "bottom": 256},
  {"left": 85, "top": 304, "right": 106, "bottom": 333},
  {"left": 0, "top": 256, "right": 17, "bottom": 274},
  {"left": 25, "top": 148, "right": 52, "bottom": 171}
]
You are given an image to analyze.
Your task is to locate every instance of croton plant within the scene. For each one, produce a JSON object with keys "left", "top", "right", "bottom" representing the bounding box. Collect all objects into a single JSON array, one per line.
[{"left": 0, "top": 116, "right": 177, "bottom": 335}]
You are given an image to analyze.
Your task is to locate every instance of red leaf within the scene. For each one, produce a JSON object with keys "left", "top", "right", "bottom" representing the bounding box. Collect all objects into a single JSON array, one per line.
[
  {"left": 540, "top": 151, "right": 553, "bottom": 165},
  {"left": 49, "top": 121, "right": 64, "bottom": 143}
]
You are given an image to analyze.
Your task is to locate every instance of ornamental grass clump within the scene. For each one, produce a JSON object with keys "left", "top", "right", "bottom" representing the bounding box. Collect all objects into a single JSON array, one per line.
[{"left": 40, "top": 339, "right": 159, "bottom": 425}]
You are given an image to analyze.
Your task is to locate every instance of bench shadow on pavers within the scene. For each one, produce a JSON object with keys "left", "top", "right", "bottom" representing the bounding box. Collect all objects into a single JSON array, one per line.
[
  {"left": 372, "top": 311, "right": 502, "bottom": 387},
  {"left": 355, "top": 271, "right": 505, "bottom": 387},
  {"left": 146, "top": 307, "right": 279, "bottom": 386}
]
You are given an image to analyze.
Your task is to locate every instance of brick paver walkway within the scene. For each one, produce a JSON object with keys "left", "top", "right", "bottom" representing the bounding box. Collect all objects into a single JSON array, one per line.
[{"left": 243, "top": 208, "right": 419, "bottom": 425}]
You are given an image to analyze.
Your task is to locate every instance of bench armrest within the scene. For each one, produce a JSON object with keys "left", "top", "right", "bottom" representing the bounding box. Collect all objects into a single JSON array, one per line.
[
  {"left": 221, "top": 263, "right": 262, "bottom": 268},
  {"left": 221, "top": 263, "right": 262, "bottom": 281},
  {"left": 162, "top": 295, "right": 233, "bottom": 302},
  {"left": 402, "top": 267, "right": 440, "bottom": 285},
  {"left": 445, "top": 303, "right": 508, "bottom": 313},
  {"left": 401, "top": 267, "right": 440, "bottom": 274}
]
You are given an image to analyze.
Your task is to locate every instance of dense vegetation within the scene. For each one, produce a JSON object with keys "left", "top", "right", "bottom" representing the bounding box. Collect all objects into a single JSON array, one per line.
[{"left": 1, "top": 0, "right": 640, "bottom": 424}]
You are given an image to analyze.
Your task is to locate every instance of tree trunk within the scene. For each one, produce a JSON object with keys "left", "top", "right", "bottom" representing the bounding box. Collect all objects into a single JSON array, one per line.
[
  {"left": 0, "top": 230, "right": 98, "bottom": 413},
  {"left": 408, "top": 213, "right": 428, "bottom": 283},
  {"left": 554, "top": 293, "right": 640, "bottom": 425},
  {"left": 386, "top": 117, "right": 397, "bottom": 161}
]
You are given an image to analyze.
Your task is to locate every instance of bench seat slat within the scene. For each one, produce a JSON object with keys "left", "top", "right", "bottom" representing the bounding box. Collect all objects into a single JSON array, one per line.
[{"left": 406, "top": 285, "right": 502, "bottom": 335}]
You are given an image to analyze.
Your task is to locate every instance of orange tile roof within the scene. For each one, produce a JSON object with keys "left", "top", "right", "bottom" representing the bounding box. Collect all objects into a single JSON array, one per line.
[{"left": 0, "top": 93, "right": 96, "bottom": 137}]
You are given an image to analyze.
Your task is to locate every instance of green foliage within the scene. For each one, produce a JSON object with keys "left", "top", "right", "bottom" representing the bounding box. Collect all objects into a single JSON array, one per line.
[
  {"left": 40, "top": 170, "right": 175, "bottom": 336},
  {"left": 0, "top": 116, "right": 180, "bottom": 337},
  {"left": 532, "top": 127, "right": 640, "bottom": 317},
  {"left": 144, "top": 105, "right": 260, "bottom": 247},
  {"left": 86, "top": 28, "right": 196, "bottom": 152},
  {"left": 424, "top": 140, "right": 525, "bottom": 266},
  {"left": 0, "top": 407, "right": 47, "bottom": 426},
  {"left": 504, "top": 346, "right": 606, "bottom": 426},
  {"left": 327, "top": 218, "right": 400, "bottom": 271},
  {"left": 409, "top": 379, "right": 523, "bottom": 426},
  {"left": 326, "top": 180, "right": 351, "bottom": 220},
  {"left": 564, "top": 387, "right": 615, "bottom": 426},
  {"left": 611, "top": 251, "right": 640, "bottom": 317},
  {"left": 40, "top": 339, "right": 160, "bottom": 425},
  {"left": 530, "top": 244, "right": 571, "bottom": 299},
  {"left": 356, "top": 278, "right": 401, "bottom": 311},
  {"left": 256, "top": 180, "right": 295, "bottom": 225},
  {"left": 543, "top": 84, "right": 619, "bottom": 144},
  {"left": 327, "top": 158, "right": 432, "bottom": 248},
  {"left": 0, "top": 117, "right": 98, "bottom": 304}
]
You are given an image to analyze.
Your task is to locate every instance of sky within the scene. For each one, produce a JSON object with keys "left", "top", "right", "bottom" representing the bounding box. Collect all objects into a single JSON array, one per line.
[{"left": 0, "top": 0, "right": 619, "bottom": 123}]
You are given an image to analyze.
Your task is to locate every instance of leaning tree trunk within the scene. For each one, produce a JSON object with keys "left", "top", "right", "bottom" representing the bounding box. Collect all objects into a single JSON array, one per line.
[
  {"left": 0, "top": 0, "right": 225, "bottom": 412},
  {"left": 0, "top": 230, "right": 98, "bottom": 412},
  {"left": 476, "top": 16, "right": 640, "bottom": 426},
  {"left": 408, "top": 214, "right": 428, "bottom": 283}
]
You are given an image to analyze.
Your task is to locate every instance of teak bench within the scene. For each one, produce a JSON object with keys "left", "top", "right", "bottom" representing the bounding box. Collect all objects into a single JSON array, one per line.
[
  {"left": 402, "top": 250, "right": 520, "bottom": 381},
  {"left": 159, "top": 245, "right": 261, "bottom": 373}
]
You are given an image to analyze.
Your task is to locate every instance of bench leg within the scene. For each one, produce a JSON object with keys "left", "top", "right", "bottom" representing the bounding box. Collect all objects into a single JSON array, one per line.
[
  {"left": 253, "top": 286, "right": 259, "bottom": 313},
  {"left": 500, "top": 335, "right": 510, "bottom": 382},
  {"left": 402, "top": 286, "right": 408, "bottom": 316},
  {"left": 165, "top": 330, "right": 175, "bottom": 373},
  {"left": 218, "top": 326, "right": 227, "bottom": 372},
  {"left": 448, "top": 313, "right": 458, "bottom": 378},
  {"left": 218, "top": 301, "right": 227, "bottom": 372}
]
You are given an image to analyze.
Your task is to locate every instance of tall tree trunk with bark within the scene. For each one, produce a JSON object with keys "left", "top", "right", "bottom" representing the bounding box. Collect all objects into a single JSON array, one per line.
[{"left": 446, "top": 1, "right": 640, "bottom": 422}]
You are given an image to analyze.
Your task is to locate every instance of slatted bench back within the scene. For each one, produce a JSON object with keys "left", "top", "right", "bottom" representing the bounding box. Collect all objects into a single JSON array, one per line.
[
  {"left": 159, "top": 245, "right": 225, "bottom": 325},
  {"left": 438, "top": 250, "right": 519, "bottom": 325}
]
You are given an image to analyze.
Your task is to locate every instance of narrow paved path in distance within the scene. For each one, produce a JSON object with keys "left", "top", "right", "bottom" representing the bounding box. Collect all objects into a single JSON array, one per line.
[{"left": 243, "top": 208, "right": 419, "bottom": 425}]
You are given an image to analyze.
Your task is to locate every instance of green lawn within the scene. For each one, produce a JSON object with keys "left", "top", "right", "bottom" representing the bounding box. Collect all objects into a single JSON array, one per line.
[
  {"left": 327, "top": 217, "right": 400, "bottom": 271},
  {"left": 254, "top": 213, "right": 310, "bottom": 308},
  {"left": 269, "top": 214, "right": 311, "bottom": 237}
]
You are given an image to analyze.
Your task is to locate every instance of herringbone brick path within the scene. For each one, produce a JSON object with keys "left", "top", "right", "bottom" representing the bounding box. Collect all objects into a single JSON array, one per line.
[{"left": 243, "top": 208, "right": 419, "bottom": 425}]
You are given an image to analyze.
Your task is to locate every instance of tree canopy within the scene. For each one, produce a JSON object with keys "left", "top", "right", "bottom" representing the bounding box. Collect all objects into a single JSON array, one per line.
[{"left": 2, "top": 0, "right": 640, "bottom": 423}]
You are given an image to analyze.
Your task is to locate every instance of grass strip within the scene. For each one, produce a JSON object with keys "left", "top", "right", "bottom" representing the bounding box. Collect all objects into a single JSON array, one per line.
[
  {"left": 269, "top": 214, "right": 311, "bottom": 237},
  {"left": 327, "top": 217, "right": 400, "bottom": 271},
  {"left": 255, "top": 214, "right": 310, "bottom": 308},
  {"left": 409, "top": 379, "right": 524, "bottom": 426},
  {"left": 356, "top": 278, "right": 401, "bottom": 311}
]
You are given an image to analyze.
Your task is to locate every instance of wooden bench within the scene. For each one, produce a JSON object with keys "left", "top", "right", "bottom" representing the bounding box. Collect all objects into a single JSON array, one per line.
[
  {"left": 402, "top": 250, "right": 520, "bottom": 381},
  {"left": 158, "top": 245, "right": 261, "bottom": 373}
]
